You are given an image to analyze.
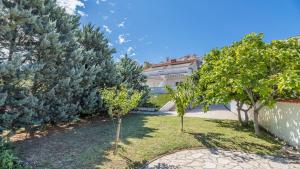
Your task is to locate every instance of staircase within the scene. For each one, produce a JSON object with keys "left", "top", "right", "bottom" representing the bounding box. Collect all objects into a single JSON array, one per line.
[{"left": 159, "top": 101, "right": 175, "bottom": 112}]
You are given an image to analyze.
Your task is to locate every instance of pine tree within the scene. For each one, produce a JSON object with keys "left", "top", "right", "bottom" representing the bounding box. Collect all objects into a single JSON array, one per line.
[
  {"left": 116, "top": 55, "right": 150, "bottom": 106},
  {"left": 0, "top": 0, "right": 40, "bottom": 134},
  {"left": 31, "top": 3, "right": 89, "bottom": 124},
  {"left": 0, "top": 0, "right": 120, "bottom": 132},
  {"left": 77, "top": 24, "right": 117, "bottom": 115}
]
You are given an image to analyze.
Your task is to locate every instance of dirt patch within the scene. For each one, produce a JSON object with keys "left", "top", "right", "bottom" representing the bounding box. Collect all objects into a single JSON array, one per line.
[{"left": 12, "top": 116, "right": 115, "bottom": 169}]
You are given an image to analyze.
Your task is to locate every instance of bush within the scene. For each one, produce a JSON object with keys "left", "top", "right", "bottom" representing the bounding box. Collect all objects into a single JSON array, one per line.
[{"left": 0, "top": 138, "right": 25, "bottom": 169}]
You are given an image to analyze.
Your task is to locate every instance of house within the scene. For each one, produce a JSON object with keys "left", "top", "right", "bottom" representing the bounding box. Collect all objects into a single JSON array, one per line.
[{"left": 143, "top": 54, "right": 202, "bottom": 93}]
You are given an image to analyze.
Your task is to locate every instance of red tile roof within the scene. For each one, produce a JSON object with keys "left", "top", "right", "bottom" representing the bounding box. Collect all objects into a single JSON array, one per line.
[{"left": 145, "top": 58, "right": 197, "bottom": 69}]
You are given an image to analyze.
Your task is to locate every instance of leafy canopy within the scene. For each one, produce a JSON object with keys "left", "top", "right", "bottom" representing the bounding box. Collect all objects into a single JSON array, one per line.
[
  {"left": 195, "top": 33, "right": 300, "bottom": 110},
  {"left": 101, "top": 85, "right": 142, "bottom": 117},
  {"left": 166, "top": 81, "right": 194, "bottom": 117}
]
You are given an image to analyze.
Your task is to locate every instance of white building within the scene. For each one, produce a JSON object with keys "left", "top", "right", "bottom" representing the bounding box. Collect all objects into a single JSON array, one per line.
[{"left": 143, "top": 55, "right": 202, "bottom": 93}]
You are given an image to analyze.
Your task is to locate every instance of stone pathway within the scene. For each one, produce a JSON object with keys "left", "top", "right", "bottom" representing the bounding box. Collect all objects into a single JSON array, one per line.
[{"left": 144, "top": 149, "right": 300, "bottom": 169}]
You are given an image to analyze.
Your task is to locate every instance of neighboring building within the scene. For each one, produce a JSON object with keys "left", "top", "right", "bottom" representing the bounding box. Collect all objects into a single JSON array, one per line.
[{"left": 143, "top": 54, "right": 202, "bottom": 93}]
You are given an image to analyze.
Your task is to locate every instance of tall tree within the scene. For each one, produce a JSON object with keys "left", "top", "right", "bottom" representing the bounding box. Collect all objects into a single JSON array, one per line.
[
  {"left": 0, "top": 0, "right": 41, "bottom": 134},
  {"left": 77, "top": 24, "right": 117, "bottom": 115},
  {"left": 116, "top": 54, "right": 150, "bottom": 106}
]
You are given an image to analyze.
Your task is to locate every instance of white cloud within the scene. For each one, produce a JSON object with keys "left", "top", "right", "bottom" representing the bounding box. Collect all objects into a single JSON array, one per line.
[
  {"left": 127, "top": 47, "right": 134, "bottom": 53},
  {"left": 110, "top": 10, "right": 115, "bottom": 14},
  {"left": 118, "top": 34, "right": 126, "bottom": 44},
  {"left": 56, "top": 0, "right": 85, "bottom": 15},
  {"left": 117, "top": 21, "right": 125, "bottom": 28},
  {"left": 77, "top": 10, "right": 88, "bottom": 17},
  {"left": 96, "top": 0, "right": 107, "bottom": 4},
  {"left": 126, "top": 47, "right": 136, "bottom": 57},
  {"left": 103, "top": 25, "right": 112, "bottom": 33}
]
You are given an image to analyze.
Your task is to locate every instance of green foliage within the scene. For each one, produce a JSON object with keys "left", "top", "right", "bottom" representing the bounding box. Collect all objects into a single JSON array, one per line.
[
  {"left": 144, "top": 94, "right": 172, "bottom": 108},
  {"left": 0, "top": 0, "right": 116, "bottom": 133},
  {"left": 0, "top": 138, "right": 24, "bottom": 169},
  {"left": 196, "top": 33, "right": 300, "bottom": 107},
  {"left": 195, "top": 33, "right": 300, "bottom": 134},
  {"left": 117, "top": 54, "right": 150, "bottom": 106},
  {"left": 101, "top": 85, "right": 142, "bottom": 117},
  {"left": 166, "top": 82, "right": 193, "bottom": 117},
  {"left": 76, "top": 24, "right": 117, "bottom": 115},
  {"left": 0, "top": 0, "right": 42, "bottom": 133}
]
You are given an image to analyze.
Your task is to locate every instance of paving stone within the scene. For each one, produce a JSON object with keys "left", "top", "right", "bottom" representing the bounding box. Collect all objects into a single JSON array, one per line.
[{"left": 144, "top": 148, "right": 300, "bottom": 169}]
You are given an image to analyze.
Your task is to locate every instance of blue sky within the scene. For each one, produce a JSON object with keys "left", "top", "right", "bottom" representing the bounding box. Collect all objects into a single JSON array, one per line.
[{"left": 59, "top": 0, "right": 300, "bottom": 63}]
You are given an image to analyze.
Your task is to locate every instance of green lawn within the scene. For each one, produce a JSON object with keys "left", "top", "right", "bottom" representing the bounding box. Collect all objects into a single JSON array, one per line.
[
  {"left": 13, "top": 114, "right": 283, "bottom": 169},
  {"left": 147, "top": 94, "right": 172, "bottom": 108}
]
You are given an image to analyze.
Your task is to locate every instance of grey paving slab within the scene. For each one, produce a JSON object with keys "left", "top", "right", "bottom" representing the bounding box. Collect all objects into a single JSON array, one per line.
[{"left": 144, "top": 149, "right": 300, "bottom": 169}]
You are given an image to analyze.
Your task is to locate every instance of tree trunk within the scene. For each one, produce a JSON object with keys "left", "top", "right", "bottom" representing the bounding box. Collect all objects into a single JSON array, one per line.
[
  {"left": 114, "top": 116, "right": 122, "bottom": 155},
  {"left": 181, "top": 116, "right": 183, "bottom": 132},
  {"left": 236, "top": 101, "right": 246, "bottom": 126},
  {"left": 237, "top": 108, "right": 243, "bottom": 125},
  {"left": 253, "top": 109, "right": 260, "bottom": 135},
  {"left": 244, "top": 110, "right": 249, "bottom": 124}
]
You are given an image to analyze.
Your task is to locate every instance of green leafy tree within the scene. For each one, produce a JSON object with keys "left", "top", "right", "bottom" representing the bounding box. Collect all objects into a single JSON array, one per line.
[
  {"left": 166, "top": 81, "right": 193, "bottom": 132},
  {"left": 117, "top": 54, "right": 150, "bottom": 106},
  {"left": 196, "top": 49, "right": 252, "bottom": 126},
  {"left": 101, "top": 85, "right": 142, "bottom": 154},
  {"left": 195, "top": 33, "right": 300, "bottom": 135}
]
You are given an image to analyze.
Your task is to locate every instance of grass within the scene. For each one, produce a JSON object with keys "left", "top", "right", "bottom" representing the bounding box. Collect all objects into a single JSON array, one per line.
[
  {"left": 12, "top": 114, "right": 283, "bottom": 169},
  {"left": 146, "top": 94, "right": 172, "bottom": 108}
]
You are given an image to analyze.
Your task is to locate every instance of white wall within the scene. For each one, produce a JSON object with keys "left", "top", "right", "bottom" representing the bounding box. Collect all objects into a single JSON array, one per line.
[
  {"left": 230, "top": 101, "right": 300, "bottom": 149},
  {"left": 258, "top": 102, "right": 300, "bottom": 149}
]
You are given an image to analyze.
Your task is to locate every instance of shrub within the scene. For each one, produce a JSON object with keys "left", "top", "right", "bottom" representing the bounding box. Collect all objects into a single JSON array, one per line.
[{"left": 0, "top": 138, "right": 25, "bottom": 169}]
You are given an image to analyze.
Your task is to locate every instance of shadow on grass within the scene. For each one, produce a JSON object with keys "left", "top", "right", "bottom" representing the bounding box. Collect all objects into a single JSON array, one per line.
[
  {"left": 13, "top": 114, "right": 156, "bottom": 169},
  {"left": 204, "top": 119, "right": 282, "bottom": 145},
  {"left": 187, "top": 119, "right": 282, "bottom": 156}
]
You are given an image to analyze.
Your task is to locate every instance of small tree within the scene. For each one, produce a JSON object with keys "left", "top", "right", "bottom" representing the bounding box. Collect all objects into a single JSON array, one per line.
[
  {"left": 166, "top": 82, "right": 193, "bottom": 132},
  {"left": 101, "top": 85, "right": 142, "bottom": 154}
]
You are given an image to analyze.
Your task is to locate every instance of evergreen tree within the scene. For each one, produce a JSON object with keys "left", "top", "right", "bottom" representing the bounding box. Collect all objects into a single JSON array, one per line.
[
  {"left": 0, "top": 0, "right": 41, "bottom": 134},
  {"left": 32, "top": 5, "right": 83, "bottom": 124},
  {"left": 77, "top": 24, "right": 117, "bottom": 115},
  {"left": 116, "top": 55, "right": 150, "bottom": 105}
]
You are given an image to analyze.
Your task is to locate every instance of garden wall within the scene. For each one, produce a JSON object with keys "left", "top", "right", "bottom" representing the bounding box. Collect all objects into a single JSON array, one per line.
[
  {"left": 258, "top": 101, "right": 300, "bottom": 149},
  {"left": 230, "top": 100, "right": 300, "bottom": 149}
]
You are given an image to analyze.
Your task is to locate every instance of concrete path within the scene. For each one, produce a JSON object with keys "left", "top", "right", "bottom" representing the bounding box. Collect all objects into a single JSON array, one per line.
[
  {"left": 144, "top": 149, "right": 300, "bottom": 169},
  {"left": 134, "top": 105, "right": 238, "bottom": 120}
]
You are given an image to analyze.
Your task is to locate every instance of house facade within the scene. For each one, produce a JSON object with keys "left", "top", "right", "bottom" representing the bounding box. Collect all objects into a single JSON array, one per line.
[{"left": 143, "top": 54, "right": 202, "bottom": 93}]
